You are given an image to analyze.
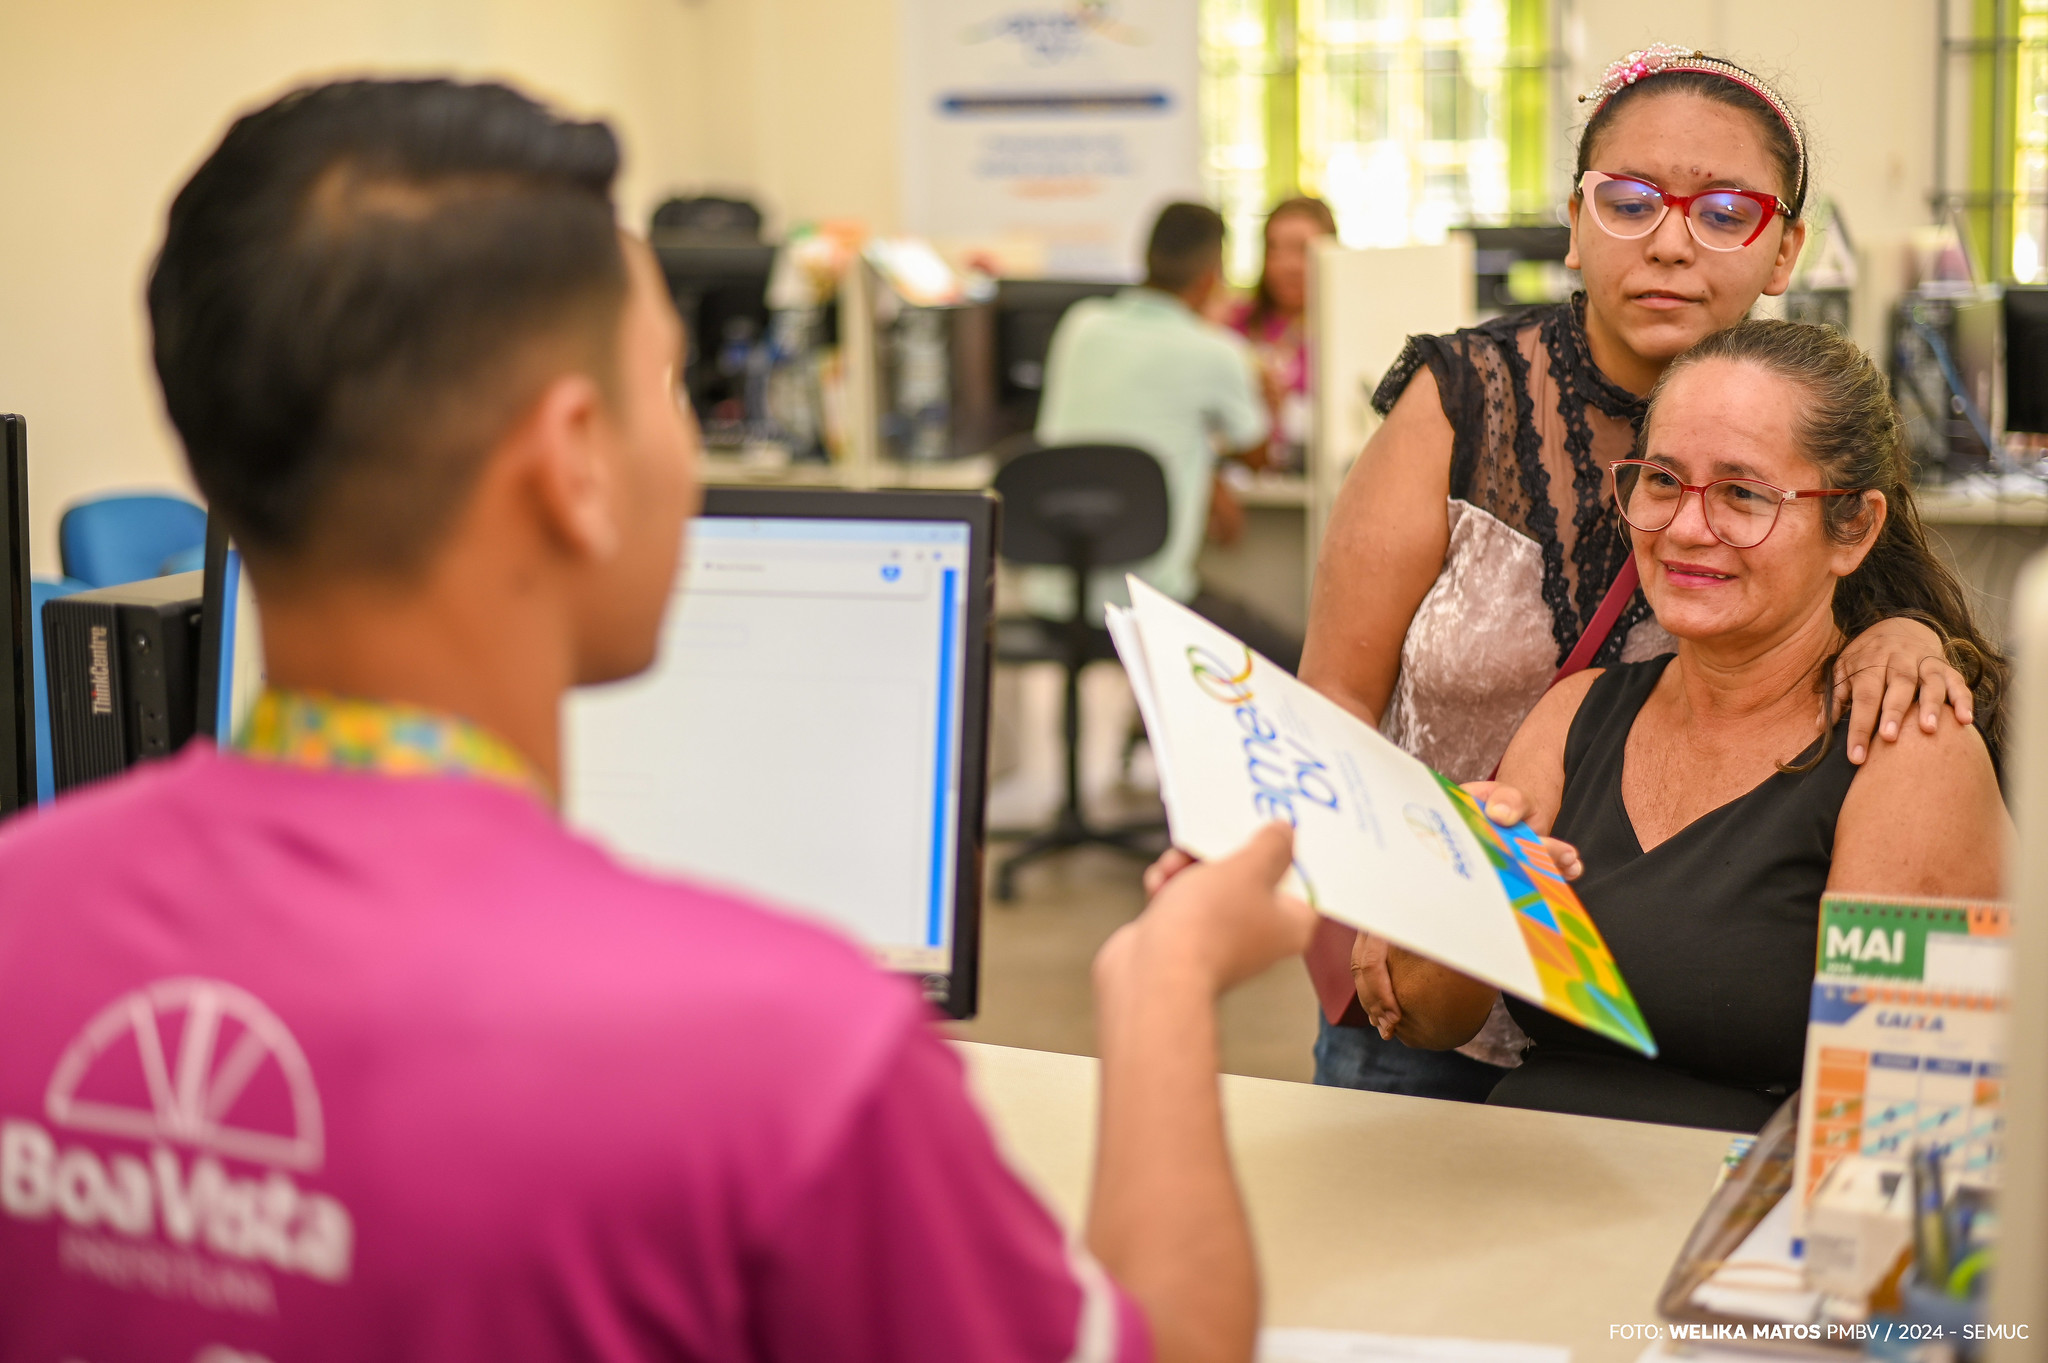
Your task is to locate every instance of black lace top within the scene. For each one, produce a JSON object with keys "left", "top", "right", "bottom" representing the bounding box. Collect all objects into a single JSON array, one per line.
[{"left": 1372, "top": 295, "right": 1652, "bottom": 667}]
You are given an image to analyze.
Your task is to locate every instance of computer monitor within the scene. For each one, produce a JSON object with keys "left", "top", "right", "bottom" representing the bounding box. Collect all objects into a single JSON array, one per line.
[
  {"left": 2005, "top": 286, "right": 2048, "bottom": 435},
  {"left": 992, "top": 278, "right": 1123, "bottom": 445},
  {"left": 0, "top": 415, "right": 33, "bottom": 816},
  {"left": 195, "top": 516, "right": 266, "bottom": 743},
  {"left": 1456, "top": 224, "right": 1574, "bottom": 313},
  {"left": 566, "top": 487, "right": 996, "bottom": 1018},
  {"left": 652, "top": 241, "right": 780, "bottom": 444}
]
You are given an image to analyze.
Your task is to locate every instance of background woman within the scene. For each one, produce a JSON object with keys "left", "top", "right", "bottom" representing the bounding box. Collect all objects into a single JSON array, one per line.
[
  {"left": 1299, "top": 47, "right": 1978, "bottom": 1099},
  {"left": 1225, "top": 196, "right": 1338, "bottom": 471},
  {"left": 1378, "top": 319, "right": 2009, "bottom": 1130}
]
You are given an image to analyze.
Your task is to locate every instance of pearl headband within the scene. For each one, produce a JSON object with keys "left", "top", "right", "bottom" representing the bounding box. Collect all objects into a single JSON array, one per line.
[{"left": 1580, "top": 44, "right": 1806, "bottom": 210}]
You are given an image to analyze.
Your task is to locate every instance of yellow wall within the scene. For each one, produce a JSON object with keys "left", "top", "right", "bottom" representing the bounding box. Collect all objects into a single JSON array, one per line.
[
  {"left": 0, "top": 0, "right": 711, "bottom": 570},
  {"left": 686, "top": 0, "right": 903, "bottom": 237}
]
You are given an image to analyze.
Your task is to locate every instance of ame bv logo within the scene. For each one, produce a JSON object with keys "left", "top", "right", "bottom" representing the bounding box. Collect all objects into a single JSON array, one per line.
[{"left": 1184, "top": 643, "right": 1338, "bottom": 827}]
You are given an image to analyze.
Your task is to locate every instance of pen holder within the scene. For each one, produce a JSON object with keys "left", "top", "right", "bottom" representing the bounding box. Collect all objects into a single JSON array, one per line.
[{"left": 1897, "top": 1267, "right": 1987, "bottom": 1360}]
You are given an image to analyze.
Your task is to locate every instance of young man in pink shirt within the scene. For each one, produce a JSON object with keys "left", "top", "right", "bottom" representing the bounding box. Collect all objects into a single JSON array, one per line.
[{"left": 0, "top": 80, "right": 1315, "bottom": 1362}]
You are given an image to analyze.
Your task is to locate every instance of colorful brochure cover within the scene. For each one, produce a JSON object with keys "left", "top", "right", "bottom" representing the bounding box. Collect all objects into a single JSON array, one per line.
[
  {"left": 1792, "top": 896, "right": 2009, "bottom": 1222},
  {"left": 1107, "top": 577, "right": 1653, "bottom": 1056}
]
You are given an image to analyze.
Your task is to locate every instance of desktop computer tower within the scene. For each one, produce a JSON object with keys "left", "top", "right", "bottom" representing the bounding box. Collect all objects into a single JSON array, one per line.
[
  {"left": 43, "top": 572, "right": 203, "bottom": 794},
  {"left": 868, "top": 265, "right": 998, "bottom": 463},
  {"left": 1891, "top": 291, "right": 2002, "bottom": 477}
]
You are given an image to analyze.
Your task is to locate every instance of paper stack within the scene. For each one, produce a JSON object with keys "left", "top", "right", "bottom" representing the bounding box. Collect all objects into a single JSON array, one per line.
[{"left": 1107, "top": 577, "right": 1653, "bottom": 1055}]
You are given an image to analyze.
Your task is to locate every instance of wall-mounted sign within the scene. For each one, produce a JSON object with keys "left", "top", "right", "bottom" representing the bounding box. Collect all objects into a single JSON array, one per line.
[{"left": 901, "top": 1, "right": 1200, "bottom": 279}]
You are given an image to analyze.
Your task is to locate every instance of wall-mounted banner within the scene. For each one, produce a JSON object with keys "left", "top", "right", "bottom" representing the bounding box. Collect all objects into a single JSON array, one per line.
[{"left": 901, "top": 0, "right": 1200, "bottom": 279}]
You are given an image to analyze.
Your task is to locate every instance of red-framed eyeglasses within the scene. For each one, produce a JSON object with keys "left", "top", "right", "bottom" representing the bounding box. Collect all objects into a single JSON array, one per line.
[
  {"left": 1610, "top": 459, "right": 1863, "bottom": 549},
  {"left": 1580, "top": 172, "right": 1790, "bottom": 252}
]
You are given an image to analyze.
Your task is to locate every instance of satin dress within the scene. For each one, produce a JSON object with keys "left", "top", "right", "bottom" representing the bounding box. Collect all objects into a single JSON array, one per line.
[{"left": 1318, "top": 295, "right": 1672, "bottom": 1085}]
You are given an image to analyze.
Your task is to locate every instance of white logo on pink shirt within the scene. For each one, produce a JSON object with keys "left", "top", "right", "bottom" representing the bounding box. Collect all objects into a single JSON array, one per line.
[
  {"left": 2, "top": 978, "right": 354, "bottom": 1305},
  {"left": 47, "top": 977, "right": 325, "bottom": 1170}
]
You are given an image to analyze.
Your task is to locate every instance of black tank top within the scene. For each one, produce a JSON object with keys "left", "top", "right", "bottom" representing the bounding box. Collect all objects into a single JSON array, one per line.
[{"left": 1492, "top": 655, "right": 1857, "bottom": 1131}]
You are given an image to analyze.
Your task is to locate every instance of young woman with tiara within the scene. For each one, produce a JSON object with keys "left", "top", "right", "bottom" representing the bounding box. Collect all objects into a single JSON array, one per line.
[{"left": 1294, "top": 47, "right": 1988, "bottom": 1099}]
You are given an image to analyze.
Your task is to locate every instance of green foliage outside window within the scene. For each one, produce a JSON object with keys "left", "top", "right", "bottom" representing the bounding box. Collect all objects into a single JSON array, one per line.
[{"left": 1200, "top": 0, "right": 1554, "bottom": 284}]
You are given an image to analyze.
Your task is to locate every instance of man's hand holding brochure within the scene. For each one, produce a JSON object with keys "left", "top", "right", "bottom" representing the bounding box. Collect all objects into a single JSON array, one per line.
[{"left": 1107, "top": 577, "right": 1656, "bottom": 1057}]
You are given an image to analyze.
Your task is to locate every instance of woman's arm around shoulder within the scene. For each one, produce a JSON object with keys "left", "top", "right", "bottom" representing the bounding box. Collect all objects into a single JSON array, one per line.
[
  {"left": 1297, "top": 367, "right": 1456, "bottom": 727},
  {"left": 1832, "top": 707, "right": 2011, "bottom": 899}
]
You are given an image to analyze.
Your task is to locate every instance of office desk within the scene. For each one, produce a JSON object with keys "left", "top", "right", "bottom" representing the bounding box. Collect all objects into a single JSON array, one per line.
[
  {"left": 1916, "top": 484, "right": 2048, "bottom": 644},
  {"left": 956, "top": 1042, "right": 1730, "bottom": 1363}
]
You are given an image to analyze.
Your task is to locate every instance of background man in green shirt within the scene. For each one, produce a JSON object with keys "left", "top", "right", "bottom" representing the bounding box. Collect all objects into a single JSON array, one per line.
[{"left": 1019, "top": 202, "right": 1302, "bottom": 671}]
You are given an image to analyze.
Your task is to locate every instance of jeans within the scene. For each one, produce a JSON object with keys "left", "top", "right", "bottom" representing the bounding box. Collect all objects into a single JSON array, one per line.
[{"left": 1312, "top": 1014, "right": 1506, "bottom": 1103}]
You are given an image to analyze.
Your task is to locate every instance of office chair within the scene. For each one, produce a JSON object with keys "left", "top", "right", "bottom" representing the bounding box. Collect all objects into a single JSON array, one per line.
[
  {"left": 649, "top": 195, "right": 764, "bottom": 240},
  {"left": 58, "top": 493, "right": 206, "bottom": 589},
  {"left": 992, "top": 443, "right": 1169, "bottom": 900},
  {"left": 28, "top": 576, "right": 89, "bottom": 805}
]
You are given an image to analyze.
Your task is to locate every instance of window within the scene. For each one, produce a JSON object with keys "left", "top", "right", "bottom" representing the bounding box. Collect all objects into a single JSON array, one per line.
[
  {"left": 1200, "top": 0, "right": 1556, "bottom": 282},
  {"left": 2015, "top": 0, "right": 2048, "bottom": 279},
  {"left": 1941, "top": 0, "right": 2048, "bottom": 281}
]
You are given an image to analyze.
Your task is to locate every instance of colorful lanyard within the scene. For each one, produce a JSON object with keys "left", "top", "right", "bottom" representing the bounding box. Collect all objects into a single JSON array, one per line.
[{"left": 236, "top": 689, "right": 543, "bottom": 798}]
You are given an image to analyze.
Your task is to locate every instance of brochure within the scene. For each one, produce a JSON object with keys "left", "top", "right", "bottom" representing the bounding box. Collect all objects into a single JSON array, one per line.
[
  {"left": 1791, "top": 895, "right": 2009, "bottom": 1231},
  {"left": 1107, "top": 577, "right": 1653, "bottom": 1056}
]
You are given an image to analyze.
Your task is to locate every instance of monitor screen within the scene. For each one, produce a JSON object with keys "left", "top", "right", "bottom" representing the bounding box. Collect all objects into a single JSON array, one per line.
[
  {"left": 567, "top": 489, "right": 993, "bottom": 1017},
  {"left": 197, "top": 521, "right": 267, "bottom": 743}
]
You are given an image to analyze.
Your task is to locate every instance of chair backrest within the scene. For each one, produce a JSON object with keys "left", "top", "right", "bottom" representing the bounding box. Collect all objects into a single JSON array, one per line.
[
  {"left": 649, "top": 196, "right": 764, "bottom": 240},
  {"left": 993, "top": 444, "right": 1169, "bottom": 569},
  {"left": 28, "top": 576, "right": 90, "bottom": 805},
  {"left": 58, "top": 493, "right": 207, "bottom": 589}
]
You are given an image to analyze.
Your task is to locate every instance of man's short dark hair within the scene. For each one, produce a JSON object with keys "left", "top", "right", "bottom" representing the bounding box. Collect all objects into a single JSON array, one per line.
[
  {"left": 1144, "top": 202, "right": 1227, "bottom": 294},
  {"left": 148, "top": 79, "right": 629, "bottom": 575}
]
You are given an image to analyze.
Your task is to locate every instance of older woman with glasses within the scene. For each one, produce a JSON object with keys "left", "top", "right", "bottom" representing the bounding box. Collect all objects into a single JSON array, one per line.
[
  {"left": 1298, "top": 45, "right": 1984, "bottom": 1101},
  {"left": 1370, "top": 319, "right": 2010, "bottom": 1132}
]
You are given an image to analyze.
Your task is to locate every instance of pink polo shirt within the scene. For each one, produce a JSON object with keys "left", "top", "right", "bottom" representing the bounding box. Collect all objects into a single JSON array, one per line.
[{"left": 0, "top": 747, "right": 1148, "bottom": 1362}]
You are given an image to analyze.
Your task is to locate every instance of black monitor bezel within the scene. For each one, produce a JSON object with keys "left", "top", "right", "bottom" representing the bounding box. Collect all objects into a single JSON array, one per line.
[
  {"left": 0, "top": 416, "right": 32, "bottom": 817},
  {"left": 695, "top": 485, "right": 997, "bottom": 1020},
  {"left": 195, "top": 515, "right": 232, "bottom": 741},
  {"left": 2007, "top": 286, "right": 2048, "bottom": 435}
]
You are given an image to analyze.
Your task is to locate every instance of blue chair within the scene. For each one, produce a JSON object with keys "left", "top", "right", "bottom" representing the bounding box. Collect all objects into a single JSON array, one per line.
[
  {"left": 29, "top": 575, "right": 91, "bottom": 805},
  {"left": 59, "top": 493, "right": 206, "bottom": 589}
]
